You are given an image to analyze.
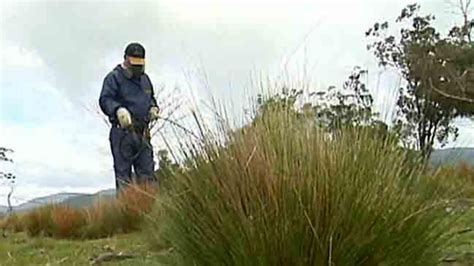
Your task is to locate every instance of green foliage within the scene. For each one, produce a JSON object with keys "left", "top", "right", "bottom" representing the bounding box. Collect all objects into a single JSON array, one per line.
[
  {"left": 421, "top": 41, "right": 474, "bottom": 112},
  {"left": 0, "top": 147, "right": 16, "bottom": 213},
  {"left": 0, "top": 147, "right": 16, "bottom": 183},
  {"left": 257, "top": 67, "right": 384, "bottom": 134},
  {"left": 367, "top": 4, "right": 474, "bottom": 159},
  {"left": 312, "top": 67, "right": 379, "bottom": 131},
  {"left": 0, "top": 147, "right": 13, "bottom": 163},
  {"left": 147, "top": 106, "right": 465, "bottom": 265}
]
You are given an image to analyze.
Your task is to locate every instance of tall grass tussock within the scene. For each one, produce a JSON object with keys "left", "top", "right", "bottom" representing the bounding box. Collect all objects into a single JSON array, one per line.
[{"left": 147, "top": 105, "right": 468, "bottom": 265}]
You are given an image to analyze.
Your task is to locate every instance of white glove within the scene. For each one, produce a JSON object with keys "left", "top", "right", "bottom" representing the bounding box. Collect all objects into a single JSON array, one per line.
[
  {"left": 116, "top": 107, "right": 132, "bottom": 128},
  {"left": 149, "top": 106, "right": 160, "bottom": 121}
]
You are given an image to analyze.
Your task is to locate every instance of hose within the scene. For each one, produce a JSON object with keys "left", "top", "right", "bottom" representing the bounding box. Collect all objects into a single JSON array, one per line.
[{"left": 118, "top": 116, "right": 199, "bottom": 162}]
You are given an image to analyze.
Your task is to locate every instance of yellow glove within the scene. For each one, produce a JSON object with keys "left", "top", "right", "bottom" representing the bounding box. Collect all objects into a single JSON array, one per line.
[
  {"left": 116, "top": 107, "right": 132, "bottom": 128},
  {"left": 149, "top": 106, "right": 160, "bottom": 121}
]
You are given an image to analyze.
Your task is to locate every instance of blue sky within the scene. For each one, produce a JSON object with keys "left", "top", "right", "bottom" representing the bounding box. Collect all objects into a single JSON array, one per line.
[{"left": 0, "top": 0, "right": 473, "bottom": 205}]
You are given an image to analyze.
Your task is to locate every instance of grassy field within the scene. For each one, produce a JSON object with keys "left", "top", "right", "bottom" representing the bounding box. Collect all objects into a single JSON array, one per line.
[
  {"left": 442, "top": 212, "right": 474, "bottom": 266},
  {"left": 0, "top": 227, "right": 472, "bottom": 265},
  {"left": 0, "top": 232, "right": 168, "bottom": 265}
]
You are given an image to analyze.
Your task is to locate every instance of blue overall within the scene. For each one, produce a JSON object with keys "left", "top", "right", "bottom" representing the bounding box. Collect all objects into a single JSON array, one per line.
[{"left": 99, "top": 65, "right": 158, "bottom": 191}]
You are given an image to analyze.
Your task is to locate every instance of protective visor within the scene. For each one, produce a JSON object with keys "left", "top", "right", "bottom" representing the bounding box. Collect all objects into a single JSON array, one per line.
[{"left": 129, "top": 56, "right": 145, "bottom": 65}]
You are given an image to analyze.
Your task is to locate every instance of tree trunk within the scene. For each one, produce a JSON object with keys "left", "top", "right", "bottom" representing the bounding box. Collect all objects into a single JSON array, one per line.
[{"left": 7, "top": 186, "right": 13, "bottom": 213}]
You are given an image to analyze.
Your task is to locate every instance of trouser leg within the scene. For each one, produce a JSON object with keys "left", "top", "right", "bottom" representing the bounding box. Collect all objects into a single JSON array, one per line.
[
  {"left": 133, "top": 134, "right": 157, "bottom": 186},
  {"left": 110, "top": 127, "right": 133, "bottom": 193}
]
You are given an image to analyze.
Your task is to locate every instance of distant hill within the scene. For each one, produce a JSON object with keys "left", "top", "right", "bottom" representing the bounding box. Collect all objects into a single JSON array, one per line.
[
  {"left": 0, "top": 205, "right": 8, "bottom": 213},
  {"left": 13, "top": 193, "right": 86, "bottom": 213},
  {"left": 61, "top": 189, "right": 115, "bottom": 208},
  {"left": 0, "top": 189, "right": 116, "bottom": 214},
  {"left": 430, "top": 148, "right": 474, "bottom": 167}
]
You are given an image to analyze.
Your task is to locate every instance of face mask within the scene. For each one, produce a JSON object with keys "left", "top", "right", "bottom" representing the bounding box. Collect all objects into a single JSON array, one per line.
[{"left": 129, "top": 65, "right": 144, "bottom": 78}]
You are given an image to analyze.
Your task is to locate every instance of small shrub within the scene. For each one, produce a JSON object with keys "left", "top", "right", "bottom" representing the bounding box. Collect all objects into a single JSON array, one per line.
[
  {"left": 0, "top": 216, "right": 8, "bottom": 232},
  {"left": 118, "top": 183, "right": 157, "bottom": 232},
  {"left": 23, "top": 205, "right": 55, "bottom": 237},
  {"left": 0, "top": 214, "right": 24, "bottom": 233},
  {"left": 81, "top": 184, "right": 156, "bottom": 239},
  {"left": 15, "top": 183, "right": 157, "bottom": 239},
  {"left": 51, "top": 205, "right": 86, "bottom": 239},
  {"left": 430, "top": 162, "right": 474, "bottom": 199},
  {"left": 82, "top": 200, "right": 123, "bottom": 239},
  {"left": 0, "top": 217, "right": 5, "bottom": 229}
]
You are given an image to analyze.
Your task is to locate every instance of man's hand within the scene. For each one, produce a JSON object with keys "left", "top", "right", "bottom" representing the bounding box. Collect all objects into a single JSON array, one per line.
[
  {"left": 116, "top": 107, "right": 132, "bottom": 128},
  {"left": 149, "top": 106, "right": 160, "bottom": 121}
]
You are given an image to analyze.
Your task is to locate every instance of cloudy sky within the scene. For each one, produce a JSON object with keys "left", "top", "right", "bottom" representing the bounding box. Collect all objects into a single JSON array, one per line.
[{"left": 0, "top": 0, "right": 473, "bottom": 205}]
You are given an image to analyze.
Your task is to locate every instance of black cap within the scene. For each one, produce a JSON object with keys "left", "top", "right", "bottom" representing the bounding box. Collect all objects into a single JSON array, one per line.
[{"left": 124, "top": 42, "right": 145, "bottom": 58}]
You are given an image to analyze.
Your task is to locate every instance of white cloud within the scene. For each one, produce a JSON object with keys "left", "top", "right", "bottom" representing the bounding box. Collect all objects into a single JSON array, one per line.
[
  {"left": 449, "top": 120, "right": 474, "bottom": 148},
  {"left": 0, "top": 0, "right": 422, "bottom": 103},
  {"left": 0, "top": 46, "right": 44, "bottom": 68},
  {"left": 0, "top": 115, "right": 113, "bottom": 205}
]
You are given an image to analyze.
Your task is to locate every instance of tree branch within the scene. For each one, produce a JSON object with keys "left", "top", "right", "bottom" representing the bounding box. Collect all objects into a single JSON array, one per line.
[{"left": 429, "top": 78, "right": 474, "bottom": 103}]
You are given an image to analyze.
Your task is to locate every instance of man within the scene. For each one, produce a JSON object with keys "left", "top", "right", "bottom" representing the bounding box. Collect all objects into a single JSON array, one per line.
[{"left": 99, "top": 42, "right": 160, "bottom": 192}]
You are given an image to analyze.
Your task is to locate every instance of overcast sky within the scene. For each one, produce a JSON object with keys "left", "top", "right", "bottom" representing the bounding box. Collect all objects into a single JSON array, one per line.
[{"left": 0, "top": 0, "right": 473, "bottom": 205}]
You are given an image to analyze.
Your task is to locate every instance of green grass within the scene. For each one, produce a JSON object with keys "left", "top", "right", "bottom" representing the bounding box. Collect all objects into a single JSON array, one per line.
[
  {"left": 441, "top": 211, "right": 474, "bottom": 266},
  {"left": 0, "top": 232, "right": 168, "bottom": 265},
  {"left": 0, "top": 226, "right": 472, "bottom": 266}
]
